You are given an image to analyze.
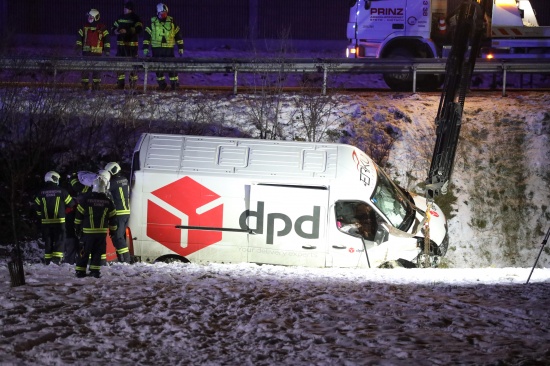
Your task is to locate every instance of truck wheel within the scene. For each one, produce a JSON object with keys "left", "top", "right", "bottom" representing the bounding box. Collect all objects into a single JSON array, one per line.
[{"left": 383, "top": 48, "right": 442, "bottom": 91}]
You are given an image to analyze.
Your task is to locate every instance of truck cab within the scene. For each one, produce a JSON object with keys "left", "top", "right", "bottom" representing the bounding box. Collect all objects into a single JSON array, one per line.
[
  {"left": 346, "top": 0, "right": 444, "bottom": 90},
  {"left": 346, "top": 0, "right": 550, "bottom": 90}
]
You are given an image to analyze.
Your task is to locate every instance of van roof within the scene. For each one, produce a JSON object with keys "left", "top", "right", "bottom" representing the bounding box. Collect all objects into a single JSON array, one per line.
[{"left": 135, "top": 133, "right": 378, "bottom": 189}]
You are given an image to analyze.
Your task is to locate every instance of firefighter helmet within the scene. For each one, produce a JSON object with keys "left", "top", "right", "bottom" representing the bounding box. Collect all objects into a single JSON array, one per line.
[
  {"left": 44, "top": 171, "right": 61, "bottom": 185},
  {"left": 124, "top": 1, "right": 135, "bottom": 11},
  {"left": 87, "top": 9, "right": 100, "bottom": 22},
  {"left": 157, "top": 3, "right": 168, "bottom": 14},
  {"left": 97, "top": 169, "right": 111, "bottom": 184},
  {"left": 105, "top": 162, "right": 121, "bottom": 176},
  {"left": 92, "top": 176, "right": 107, "bottom": 193}
]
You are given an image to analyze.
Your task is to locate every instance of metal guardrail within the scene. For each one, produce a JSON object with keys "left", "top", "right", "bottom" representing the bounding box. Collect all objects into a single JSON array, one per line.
[{"left": 1, "top": 56, "right": 549, "bottom": 95}]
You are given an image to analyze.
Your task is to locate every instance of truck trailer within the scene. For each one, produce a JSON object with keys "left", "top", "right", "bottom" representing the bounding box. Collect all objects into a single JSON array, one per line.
[
  {"left": 126, "top": 134, "right": 448, "bottom": 269},
  {"left": 346, "top": 0, "right": 550, "bottom": 90}
]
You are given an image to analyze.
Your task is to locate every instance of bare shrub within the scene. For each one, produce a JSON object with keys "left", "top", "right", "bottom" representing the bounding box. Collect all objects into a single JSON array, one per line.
[
  {"left": 0, "top": 86, "right": 79, "bottom": 243},
  {"left": 289, "top": 91, "right": 346, "bottom": 142},
  {"left": 242, "top": 28, "right": 294, "bottom": 139},
  {"left": 345, "top": 117, "right": 400, "bottom": 167}
]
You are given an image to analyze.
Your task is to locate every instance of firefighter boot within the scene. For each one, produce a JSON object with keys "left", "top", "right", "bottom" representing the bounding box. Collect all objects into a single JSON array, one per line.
[
  {"left": 122, "top": 252, "right": 132, "bottom": 264},
  {"left": 76, "top": 271, "right": 86, "bottom": 278},
  {"left": 89, "top": 271, "right": 101, "bottom": 278},
  {"left": 81, "top": 82, "right": 89, "bottom": 91},
  {"left": 129, "top": 73, "right": 137, "bottom": 89},
  {"left": 158, "top": 80, "right": 167, "bottom": 91},
  {"left": 171, "top": 82, "right": 178, "bottom": 91},
  {"left": 117, "top": 80, "right": 125, "bottom": 90},
  {"left": 92, "top": 82, "right": 100, "bottom": 91}
]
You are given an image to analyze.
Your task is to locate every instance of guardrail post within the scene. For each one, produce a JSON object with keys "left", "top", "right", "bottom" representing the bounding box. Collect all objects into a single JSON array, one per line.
[
  {"left": 502, "top": 65, "right": 507, "bottom": 97},
  {"left": 412, "top": 65, "right": 417, "bottom": 93},
  {"left": 233, "top": 68, "right": 238, "bottom": 95},
  {"left": 322, "top": 64, "right": 327, "bottom": 96},
  {"left": 143, "top": 63, "right": 148, "bottom": 93}
]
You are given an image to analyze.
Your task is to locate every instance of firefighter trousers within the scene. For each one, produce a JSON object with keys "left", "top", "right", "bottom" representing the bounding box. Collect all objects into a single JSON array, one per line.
[
  {"left": 41, "top": 224, "right": 66, "bottom": 265},
  {"left": 76, "top": 233, "right": 107, "bottom": 276}
]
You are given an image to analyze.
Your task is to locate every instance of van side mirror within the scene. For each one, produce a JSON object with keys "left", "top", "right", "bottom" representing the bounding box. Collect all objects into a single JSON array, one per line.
[{"left": 365, "top": 1, "right": 371, "bottom": 10}]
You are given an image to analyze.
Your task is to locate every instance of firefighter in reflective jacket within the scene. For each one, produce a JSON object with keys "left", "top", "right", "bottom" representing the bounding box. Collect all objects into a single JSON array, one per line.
[
  {"left": 74, "top": 177, "right": 117, "bottom": 278},
  {"left": 34, "top": 171, "right": 76, "bottom": 265},
  {"left": 76, "top": 9, "right": 110, "bottom": 90},
  {"left": 104, "top": 162, "right": 132, "bottom": 263},
  {"left": 143, "top": 3, "right": 184, "bottom": 90},
  {"left": 69, "top": 172, "right": 91, "bottom": 196},
  {"left": 112, "top": 1, "right": 143, "bottom": 89}
]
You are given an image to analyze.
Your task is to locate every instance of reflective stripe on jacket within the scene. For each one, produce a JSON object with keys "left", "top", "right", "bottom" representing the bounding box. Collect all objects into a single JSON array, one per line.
[
  {"left": 77, "top": 22, "right": 110, "bottom": 55},
  {"left": 112, "top": 12, "right": 143, "bottom": 49},
  {"left": 34, "top": 182, "right": 75, "bottom": 225},
  {"left": 75, "top": 192, "right": 117, "bottom": 234},
  {"left": 108, "top": 174, "right": 131, "bottom": 216},
  {"left": 143, "top": 16, "right": 183, "bottom": 50}
]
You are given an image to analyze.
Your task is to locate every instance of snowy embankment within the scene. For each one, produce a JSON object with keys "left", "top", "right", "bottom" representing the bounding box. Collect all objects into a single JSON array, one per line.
[{"left": 337, "top": 91, "right": 550, "bottom": 268}]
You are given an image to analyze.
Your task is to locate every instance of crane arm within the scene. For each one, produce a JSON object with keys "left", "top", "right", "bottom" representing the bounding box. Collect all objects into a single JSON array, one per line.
[{"left": 425, "top": 0, "right": 488, "bottom": 200}]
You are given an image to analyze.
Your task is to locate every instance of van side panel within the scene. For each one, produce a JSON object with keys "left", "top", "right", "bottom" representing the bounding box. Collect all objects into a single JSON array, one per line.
[{"left": 246, "top": 184, "right": 329, "bottom": 267}]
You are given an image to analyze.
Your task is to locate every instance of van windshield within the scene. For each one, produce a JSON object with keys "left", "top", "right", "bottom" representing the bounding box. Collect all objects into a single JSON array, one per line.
[{"left": 370, "top": 166, "right": 414, "bottom": 230}]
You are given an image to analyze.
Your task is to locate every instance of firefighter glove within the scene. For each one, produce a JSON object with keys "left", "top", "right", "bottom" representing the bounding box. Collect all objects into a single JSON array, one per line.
[
  {"left": 143, "top": 48, "right": 149, "bottom": 57},
  {"left": 178, "top": 49, "right": 184, "bottom": 57}
]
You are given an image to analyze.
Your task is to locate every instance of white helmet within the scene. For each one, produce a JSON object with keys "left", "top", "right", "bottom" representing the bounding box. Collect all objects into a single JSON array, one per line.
[
  {"left": 97, "top": 169, "right": 111, "bottom": 185},
  {"left": 157, "top": 3, "right": 168, "bottom": 13},
  {"left": 87, "top": 9, "right": 100, "bottom": 22},
  {"left": 104, "top": 162, "right": 121, "bottom": 176},
  {"left": 92, "top": 176, "right": 107, "bottom": 193},
  {"left": 44, "top": 171, "right": 61, "bottom": 185}
]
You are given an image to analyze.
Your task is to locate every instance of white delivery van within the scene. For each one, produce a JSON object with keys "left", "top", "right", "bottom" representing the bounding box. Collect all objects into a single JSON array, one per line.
[{"left": 127, "top": 134, "right": 448, "bottom": 268}]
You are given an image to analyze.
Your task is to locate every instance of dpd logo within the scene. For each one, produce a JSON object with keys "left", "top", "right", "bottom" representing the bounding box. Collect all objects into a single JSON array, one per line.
[{"left": 147, "top": 177, "right": 223, "bottom": 256}]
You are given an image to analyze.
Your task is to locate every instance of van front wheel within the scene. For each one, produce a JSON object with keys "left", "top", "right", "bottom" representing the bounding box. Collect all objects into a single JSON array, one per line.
[{"left": 155, "top": 255, "right": 190, "bottom": 264}]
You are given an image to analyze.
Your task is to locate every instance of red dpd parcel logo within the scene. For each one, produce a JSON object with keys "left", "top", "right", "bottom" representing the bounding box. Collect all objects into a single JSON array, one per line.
[{"left": 147, "top": 177, "right": 223, "bottom": 256}]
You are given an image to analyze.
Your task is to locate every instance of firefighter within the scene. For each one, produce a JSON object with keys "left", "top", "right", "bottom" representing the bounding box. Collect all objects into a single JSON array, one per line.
[
  {"left": 33, "top": 171, "right": 76, "bottom": 265},
  {"left": 69, "top": 172, "right": 91, "bottom": 196},
  {"left": 76, "top": 9, "right": 110, "bottom": 91},
  {"left": 74, "top": 177, "right": 117, "bottom": 278},
  {"left": 143, "top": 3, "right": 184, "bottom": 90},
  {"left": 104, "top": 162, "right": 132, "bottom": 263},
  {"left": 63, "top": 196, "right": 79, "bottom": 265},
  {"left": 112, "top": 1, "right": 143, "bottom": 89}
]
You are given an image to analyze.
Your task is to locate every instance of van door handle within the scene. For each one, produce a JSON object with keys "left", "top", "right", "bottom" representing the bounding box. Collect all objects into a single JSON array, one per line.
[
  {"left": 332, "top": 245, "right": 346, "bottom": 249},
  {"left": 302, "top": 245, "right": 317, "bottom": 250}
]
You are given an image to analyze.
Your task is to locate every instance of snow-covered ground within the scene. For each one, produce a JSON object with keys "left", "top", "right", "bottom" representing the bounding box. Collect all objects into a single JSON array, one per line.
[{"left": 2, "top": 262, "right": 550, "bottom": 365}]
